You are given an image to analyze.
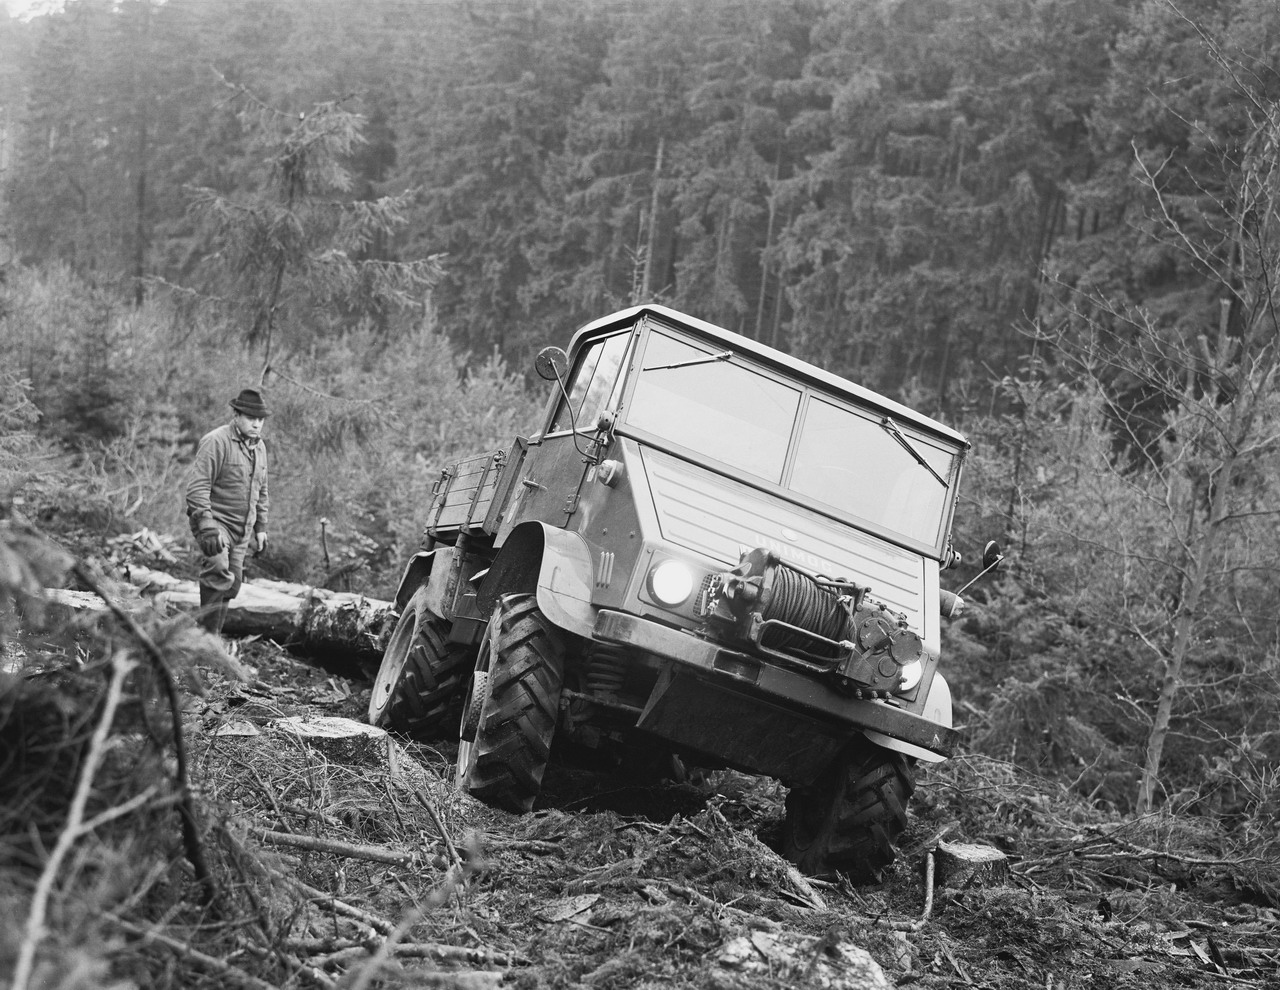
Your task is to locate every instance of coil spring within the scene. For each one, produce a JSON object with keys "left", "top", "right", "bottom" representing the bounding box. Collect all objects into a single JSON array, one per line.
[
  {"left": 584, "top": 643, "right": 629, "bottom": 694},
  {"left": 759, "top": 565, "right": 850, "bottom": 654}
]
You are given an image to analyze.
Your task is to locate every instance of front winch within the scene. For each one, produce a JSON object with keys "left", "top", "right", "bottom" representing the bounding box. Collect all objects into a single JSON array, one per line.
[{"left": 699, "top": 548, "right": 922, "bottom": 696}]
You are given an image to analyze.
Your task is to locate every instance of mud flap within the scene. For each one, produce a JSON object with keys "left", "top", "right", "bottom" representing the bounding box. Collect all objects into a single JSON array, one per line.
[{"left": 863, "top": 673, "right": 953, "bottom": 763}]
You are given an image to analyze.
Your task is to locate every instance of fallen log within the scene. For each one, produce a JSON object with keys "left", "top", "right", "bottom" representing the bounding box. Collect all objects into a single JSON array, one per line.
[
  {"left": 44, "top": 565, "right": 397, "bottom": 665},
  {"left": 126, "top": 564, "right": 395, "bottom": 663}
]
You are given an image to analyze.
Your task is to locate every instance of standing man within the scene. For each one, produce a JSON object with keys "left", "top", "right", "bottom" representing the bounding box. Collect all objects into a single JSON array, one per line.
[{"left": 185, "top": 387, "right": 271, "bottom": 635}]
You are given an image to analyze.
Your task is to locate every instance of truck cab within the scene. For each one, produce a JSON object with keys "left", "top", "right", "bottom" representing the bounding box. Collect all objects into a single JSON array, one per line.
[{"left": 370, "top": 305, "right": 972, "bottom": 879}]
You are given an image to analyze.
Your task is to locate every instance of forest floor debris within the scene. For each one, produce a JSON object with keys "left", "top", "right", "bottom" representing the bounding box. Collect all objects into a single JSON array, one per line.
[{"left": 3, "top": 613, "right": 1279, "bottom": 988}]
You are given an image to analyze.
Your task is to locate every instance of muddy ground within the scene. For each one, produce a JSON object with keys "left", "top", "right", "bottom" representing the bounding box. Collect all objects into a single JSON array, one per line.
[{"left": 121, "top": 632, "right": 1277, "bottom": 990}]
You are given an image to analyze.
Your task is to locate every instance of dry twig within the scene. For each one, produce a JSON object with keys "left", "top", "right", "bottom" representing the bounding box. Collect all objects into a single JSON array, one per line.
[
  {"left": 12, "top": 652, "right": 137, "bottom": 990},
  {"left": 504, "top": 839, "right": 565, "bottom": 856},
  {"left": 659, "top": 882, "right": 782, "bottom": 932},
  {"left": 250, "top": 826, "right": 415, "bottom": 866},
  {"left": 285, "top": 937, "right": 523, "bottom": 967},
  {"left": 286, "top": 876, "right": 396, "bottom": 936},
  {"left": 416, "top": 788, "right": 463, "bottom": 868},
  {"left": 74, "top": 560, "right": 218, "bottom": 904},
  {"left": 344, "top": 852, "right": 477, "bottom": 990},
  {"left": 106, "top": 915, "right": 284, "bottom": 990}
]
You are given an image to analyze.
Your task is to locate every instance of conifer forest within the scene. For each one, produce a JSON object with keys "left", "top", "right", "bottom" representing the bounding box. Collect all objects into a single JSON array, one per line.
[{"left": 1, "top": 1, "right": 1279, "bottom": 987}]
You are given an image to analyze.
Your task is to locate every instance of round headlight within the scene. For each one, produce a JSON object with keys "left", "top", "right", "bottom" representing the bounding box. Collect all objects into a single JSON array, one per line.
[
  {"left": 649, "top": 560, "right": 695, "bottom": 606},
  {"left": 898, "top": 659, "right": 923, "bottom": 692}
]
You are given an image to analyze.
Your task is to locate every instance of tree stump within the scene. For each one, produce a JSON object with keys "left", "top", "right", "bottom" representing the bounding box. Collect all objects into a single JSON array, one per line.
[
  {"left": 935, "top": 841, "right": 1009, "bottom": 888},
  {"left": 271, "top": 715, "right": 392, "bottom": 766}
]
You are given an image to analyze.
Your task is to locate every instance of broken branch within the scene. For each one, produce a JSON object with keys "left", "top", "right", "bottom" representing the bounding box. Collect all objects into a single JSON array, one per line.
[
  {"left": 12, "top": 652, "right": 134, "bottom": 990},
  {"left": 106, "top": 915, "right": 283, "bottom": 990},
  {"left": 250, "top": 826, "right": 416, "bottom": 866},
  {"left": 286, "top": 877, "right": 395, "bottom": 936},
  {"left": 285, "top": 938, "right": 522, "bottom": 967},
  {"left": 73, "top": 561, "right": 218, "bottom": 906}
]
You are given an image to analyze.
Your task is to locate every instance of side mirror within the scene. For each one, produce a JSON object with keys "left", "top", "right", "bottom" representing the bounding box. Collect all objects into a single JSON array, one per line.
[
  {"left": 535, "top": 346, "right": 569, "bottom": 382},
  {"left": 952, "top": 540, "right": 1007, "bottom": 597}
]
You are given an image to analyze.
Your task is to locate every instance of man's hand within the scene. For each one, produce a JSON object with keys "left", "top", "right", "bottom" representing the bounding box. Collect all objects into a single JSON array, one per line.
[
  {"left": 197, "top": 528, "right": 225, "bottom": 557},
  {"left": 253, "top": 532, "right": 268, "bottom": 555}
]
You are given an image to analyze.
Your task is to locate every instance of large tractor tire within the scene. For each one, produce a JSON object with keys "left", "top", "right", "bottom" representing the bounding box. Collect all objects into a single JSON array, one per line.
[
  {"left": 782, "top": 745, "right": 915, "bottom": 881},
  {"left": 457, "top": 594, "right": 564, "bottom": 813},
  {"left": 368, "top": 588, "right": 473, "bottom": 739}
]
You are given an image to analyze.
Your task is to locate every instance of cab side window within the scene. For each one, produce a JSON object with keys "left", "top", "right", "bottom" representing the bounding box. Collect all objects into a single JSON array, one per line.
[{"left": 549, "top": 331, "right": 631, "bottom": 434}]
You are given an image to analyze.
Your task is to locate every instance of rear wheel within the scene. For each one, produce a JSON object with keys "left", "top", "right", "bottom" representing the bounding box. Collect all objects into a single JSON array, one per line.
[
  {"left": 457, "top": 595, "right": 564, "bottom": 813},
  {"left": 368, "top": 588, "right": 473, "bottom": 738},
  {"left": 782, "top": 746, "right": 915, "bottom": 881}
]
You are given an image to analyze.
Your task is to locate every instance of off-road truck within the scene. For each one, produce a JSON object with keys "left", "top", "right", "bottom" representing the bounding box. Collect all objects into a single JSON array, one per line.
[{"left": 369, "top": 304, "right": 982, "bottom": 879}]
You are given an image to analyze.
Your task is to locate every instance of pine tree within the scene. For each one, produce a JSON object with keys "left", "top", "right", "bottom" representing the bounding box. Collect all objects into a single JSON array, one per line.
[{"left": 186, "top": 88, "right": 443, "bottom": 370}]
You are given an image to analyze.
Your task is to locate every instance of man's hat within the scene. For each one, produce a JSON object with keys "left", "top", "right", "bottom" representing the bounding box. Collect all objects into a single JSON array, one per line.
[{"left": 230, "top": 388, "right": 270, "bottom": 418}]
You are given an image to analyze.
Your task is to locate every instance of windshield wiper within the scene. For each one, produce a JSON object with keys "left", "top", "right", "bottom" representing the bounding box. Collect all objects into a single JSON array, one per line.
[
  {"left": 643, "top": 350, "right": 732, "bottom": 371},
  {"left": 880, "top": 417, "right": 947, "bottom": 487}
]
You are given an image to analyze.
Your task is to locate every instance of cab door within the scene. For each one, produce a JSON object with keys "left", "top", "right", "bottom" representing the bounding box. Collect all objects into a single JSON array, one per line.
[{"left": 497, "top": 327, "right": 635, "bottom": 538}]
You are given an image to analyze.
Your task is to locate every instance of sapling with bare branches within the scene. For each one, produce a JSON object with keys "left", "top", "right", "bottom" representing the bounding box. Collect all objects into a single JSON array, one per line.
[{"left": 1044, "top": 31, "right": 1280, "bottom": 813}]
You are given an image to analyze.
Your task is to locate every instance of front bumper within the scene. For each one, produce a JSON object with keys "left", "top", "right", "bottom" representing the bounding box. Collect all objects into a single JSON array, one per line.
[{"left": 593, "top": 608, "right": 958, "bottom": 784}]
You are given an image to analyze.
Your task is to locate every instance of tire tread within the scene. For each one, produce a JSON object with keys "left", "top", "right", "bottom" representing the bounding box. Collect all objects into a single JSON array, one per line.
[{"left": 462, "top": 596, "right": 564, "bottom": 813}]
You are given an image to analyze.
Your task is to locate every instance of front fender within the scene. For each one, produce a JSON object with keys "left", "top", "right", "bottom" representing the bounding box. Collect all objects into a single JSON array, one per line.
[
  {"left": 393, "top": 550, "right": 438, "bottom": 611},
  {"left": 479, "top": 521, "right": 596, "bottom": 637}
]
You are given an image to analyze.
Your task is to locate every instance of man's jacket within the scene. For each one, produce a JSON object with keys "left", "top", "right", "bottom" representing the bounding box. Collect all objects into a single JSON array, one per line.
[{"left": 185, "top": 423, "right": 269, "bottom": 541}]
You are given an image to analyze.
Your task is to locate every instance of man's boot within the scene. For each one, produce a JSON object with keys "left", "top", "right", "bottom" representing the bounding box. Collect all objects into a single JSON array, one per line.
[
  {"left": 197, "top": 584, "right": 221, "bottom": 633},
  {"left": 214, "top": 575, "right": 241, "bottom": 638},
  {"left": 212, "top": 598, "right": 230, "bottom": 637}
]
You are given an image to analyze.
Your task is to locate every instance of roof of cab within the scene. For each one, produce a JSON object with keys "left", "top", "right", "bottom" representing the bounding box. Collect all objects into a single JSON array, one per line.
[{"left": 568, "top": 304, "right": 970, "bottom": 448}]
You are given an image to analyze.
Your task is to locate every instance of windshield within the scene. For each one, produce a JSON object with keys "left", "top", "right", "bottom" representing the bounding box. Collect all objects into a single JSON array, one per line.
[
  {"left": 623, "top": 327, "right": 957, "bottom": 549},
  {"left": 790, "top": 397, "right": 954, "bottom": 546},
  {"left": 628, "top": 333, "right": 800, "bottom": 481}
]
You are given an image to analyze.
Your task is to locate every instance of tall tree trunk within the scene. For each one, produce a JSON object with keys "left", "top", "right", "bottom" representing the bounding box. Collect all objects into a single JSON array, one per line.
[
  {"left": 131, "top": 0, "right": 152, "bottom": 307},
  {"left": 755, "top": 150, "right": 781, "bottom": 341},
  {"left": 641, "top": 136, "right": 664, "bottom": 301},
  {"left": 769, "top": 207, "right": 791, "bottom": 350}
]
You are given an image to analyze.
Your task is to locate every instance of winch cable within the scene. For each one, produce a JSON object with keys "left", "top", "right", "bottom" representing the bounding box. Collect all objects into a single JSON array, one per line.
[{"left": 759, "top": 564, "right": 850, "bottom": 653}]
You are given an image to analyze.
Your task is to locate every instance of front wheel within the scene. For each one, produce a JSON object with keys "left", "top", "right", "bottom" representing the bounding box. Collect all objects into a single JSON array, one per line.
[
  {"left": 782, "top": 746, "right": 915, "bottom": 881},
  {"left": 368, "top": 588, "right": 473, "bottom": 738},
  {"left": 457, "top": 594, "right": 564, "bottom": 813}
]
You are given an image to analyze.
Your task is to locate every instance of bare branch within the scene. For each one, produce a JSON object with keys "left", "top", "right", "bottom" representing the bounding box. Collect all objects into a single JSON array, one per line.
[
  {"left": 13, "top": 652, "right": 135, "bottom": 990},
  {"left": 105, "top": 915, "right": 285, "bottom": 990}
]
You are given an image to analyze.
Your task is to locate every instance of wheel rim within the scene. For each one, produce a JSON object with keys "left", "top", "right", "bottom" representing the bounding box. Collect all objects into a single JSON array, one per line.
[
  {"left": 455, "top": 671, "right": 481, "bottom": 784},
  {"left": 456, "top": 633, "right": 494, "bottom": 787},
  {"left": 368, "top": 606, "right": 417, "bottom": 723},
  {"left": 459, "top": 670, "right": 488, "bottom": 741},
  {"left": 455, "top": 737, "right": 475, "bottom": 786}
]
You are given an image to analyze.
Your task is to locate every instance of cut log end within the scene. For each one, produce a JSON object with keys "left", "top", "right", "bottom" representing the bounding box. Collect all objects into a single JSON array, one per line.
[
  {"left": 935, "top": 841, "right": 1010, "bottom": 889},
  {"left": 272, "top": 715, "right": 392, "bottom": 766}
]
